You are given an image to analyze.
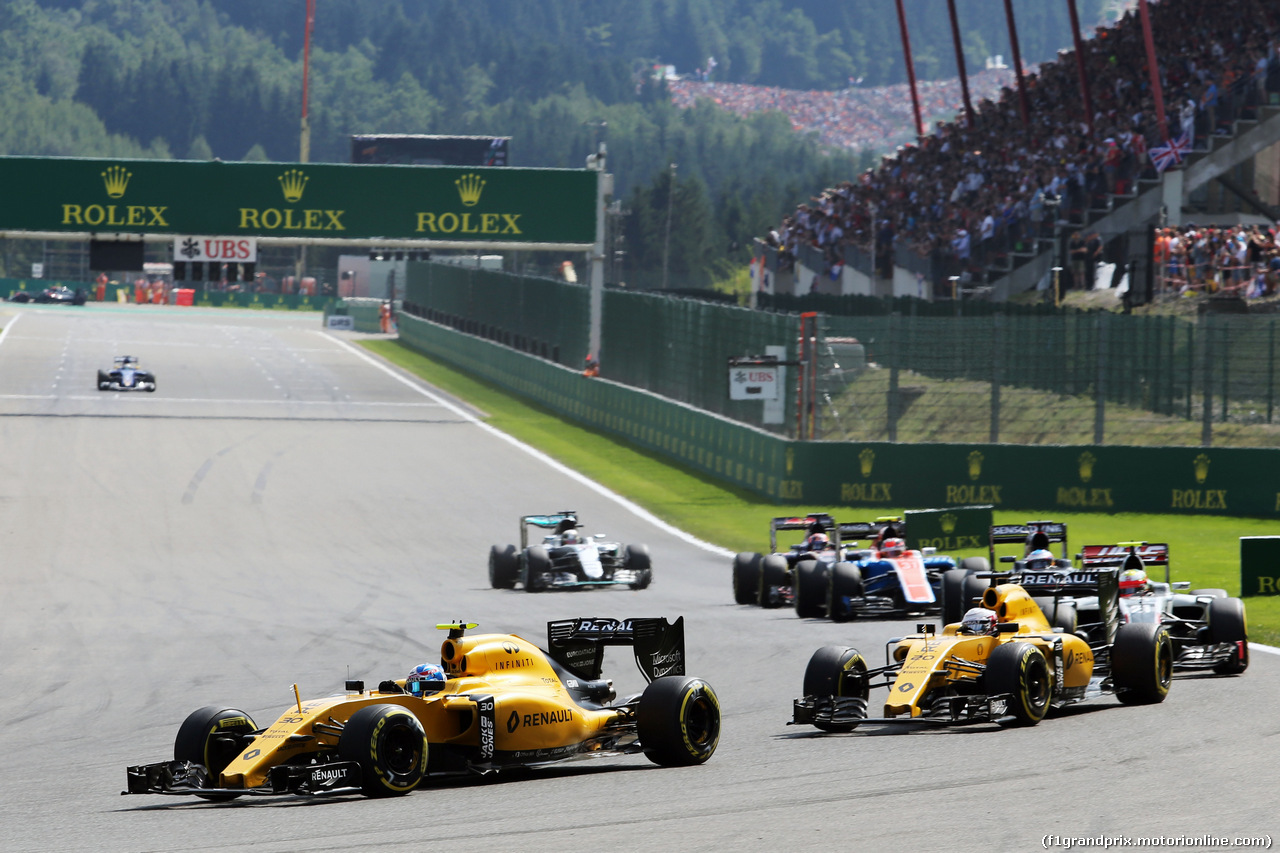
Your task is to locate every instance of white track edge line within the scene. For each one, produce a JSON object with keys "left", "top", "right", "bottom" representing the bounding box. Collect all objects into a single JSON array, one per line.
[
  {"left": 0, "top": 311, "right": 23, "bottom": 351},
  {"left": 319, "top": 331, "right": 735, "bottom": 558}
]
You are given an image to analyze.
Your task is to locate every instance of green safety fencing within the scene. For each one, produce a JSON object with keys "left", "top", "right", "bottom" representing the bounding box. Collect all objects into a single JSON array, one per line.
[
  {"left": 397, "top": 310, "right": 1280, "bottom": 518},
  {"left": 398, "top": 311, "right": 792, "bottom": 496}
]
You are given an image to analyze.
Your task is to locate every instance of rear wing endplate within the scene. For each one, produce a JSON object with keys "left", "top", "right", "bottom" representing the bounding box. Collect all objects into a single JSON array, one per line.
[{"left": 546, "top": 616, "right": 685, "bottom": 683}]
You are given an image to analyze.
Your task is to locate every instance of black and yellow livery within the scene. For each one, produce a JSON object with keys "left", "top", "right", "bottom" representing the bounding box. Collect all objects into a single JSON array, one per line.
[
  {"left": 793, "top": 567, "right": 1173, "bottom": 731},
  {"left": 125, "top": 617, "right": 719, "bottom": 800}
]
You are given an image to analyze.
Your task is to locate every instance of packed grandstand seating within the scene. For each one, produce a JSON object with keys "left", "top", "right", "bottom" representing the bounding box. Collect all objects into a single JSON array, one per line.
[
  {"left": 733, "top": 0, "right": 1280, "bottom": 294},
  {"left": 1154, "top": 223, "right": 1280, "bottom": 298}
]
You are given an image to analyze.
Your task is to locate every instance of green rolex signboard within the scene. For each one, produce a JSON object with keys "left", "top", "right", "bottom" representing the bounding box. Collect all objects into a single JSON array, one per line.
[{"left": 0, "top": 157, "right": 597, "bottom": 247}]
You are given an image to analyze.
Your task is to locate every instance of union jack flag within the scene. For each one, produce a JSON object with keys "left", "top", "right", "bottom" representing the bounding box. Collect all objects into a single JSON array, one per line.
[{"left": 1149, "top": 131, "right": 1191, "bottom": 173}]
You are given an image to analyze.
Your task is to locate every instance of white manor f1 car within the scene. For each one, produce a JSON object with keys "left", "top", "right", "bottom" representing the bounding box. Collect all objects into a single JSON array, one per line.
[
  {"left": 97, "top": 355, "right": 156, "bottom": 392},
  {"left": 489, "top": 511, "right": 653, "bottom": 592}
]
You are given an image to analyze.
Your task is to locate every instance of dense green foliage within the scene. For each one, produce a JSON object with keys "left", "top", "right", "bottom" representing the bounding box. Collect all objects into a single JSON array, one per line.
[{"left": 3, "top": 0, "right": 1109, "bottom": 285}]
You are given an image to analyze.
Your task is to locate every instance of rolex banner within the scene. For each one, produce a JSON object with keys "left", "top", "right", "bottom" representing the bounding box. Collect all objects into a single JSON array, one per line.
[
  {"left": 904, "top": 506, "right": 993, "bottom": 553},
  {"left": 0, "top": 157, "right": 597, "bottom": 246}
]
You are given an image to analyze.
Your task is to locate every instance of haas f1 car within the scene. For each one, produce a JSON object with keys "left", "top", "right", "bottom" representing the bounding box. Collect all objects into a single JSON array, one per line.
[
  {"left": 733, "top": 514, "right": 986, "bottom": 620},
  {"left": 97, "top": 356, "right": 156, "bottom": 392},
  {"left": 125, "top": 617, "right": 719, "bottom": 800},
  {"left": 490, "top": 512, "right": 652, "bottom": 592},
  {"left": 1076, "top": 542, "right": 1248, "bottom": 675},
  {"left": 792, "top": 565, "right": 1172, "bottom": 732}
]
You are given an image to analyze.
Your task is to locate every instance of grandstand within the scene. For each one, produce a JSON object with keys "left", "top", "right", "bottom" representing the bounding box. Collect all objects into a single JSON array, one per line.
[{"left": 755, "top": 0, "right": 1280, "bottom": 308}]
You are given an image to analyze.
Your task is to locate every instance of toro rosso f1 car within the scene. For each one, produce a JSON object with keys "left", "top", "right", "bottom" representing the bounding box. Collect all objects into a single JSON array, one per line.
[
  {"left": 97, "top": 356, "right": 156, "bottom": 392},
  {"left": 490, "top": 512, "right": 652, "bottom": 591},
  {"left": 124, "top": 617, "right": 719, "bottom": 800},
  {"left": 1077, "top": 543, "right": 1248, "bottom": 675},
  {"left": 792, "top": 565, "right": 1172, "bottom": 732}
]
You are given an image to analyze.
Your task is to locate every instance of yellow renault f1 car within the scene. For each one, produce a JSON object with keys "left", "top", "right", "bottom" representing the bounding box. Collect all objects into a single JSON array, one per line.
[
  {"left": 792, "top": 567, "right": 1172, "bottom": 731},
  {"left": 125, "top": 617, "right": 719, "bottom": 800}
]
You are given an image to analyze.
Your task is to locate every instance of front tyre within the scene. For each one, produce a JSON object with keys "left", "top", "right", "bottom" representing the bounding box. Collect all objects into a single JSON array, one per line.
[
  {"left": 522, "top": 545, "right": 550, "bottom": 592},
  {"left": 636, "top": 676, "right": 721, "bottom": 766},
  {"left": 793, "top": 559, "right": 829, "bottom": 619},
  {"left": 801, "top": 645, "right": 868, "bottom": 732},
  {"left": 1207, "top": 597, "right": 1248, "bottom": 675},
  {"left": 826, "top": 562, "right": 864, "bottom": 623},
  {"left": 757, "top": 555, "right": 789, "bottom": 609},
  {"left": 625, "top": 544, "right": 652, "bottom": 590},
  {"left": 489, "top": 544, "right": 518, "bottom": 589},
  {"left": 985, "top": 643, "right": 1052, "bottom": 726},
  {"left": 732, "top": 552, "right": 762, "bottom": 605},
  {"left": 173, "top": 706, "right": 258, "bottom": 801},
  {"left": 1111, "top": 623, "right": 1173, "bottom": 705},
  {"left": 338, "top": 704, "right": 428, "bottom": 797}
]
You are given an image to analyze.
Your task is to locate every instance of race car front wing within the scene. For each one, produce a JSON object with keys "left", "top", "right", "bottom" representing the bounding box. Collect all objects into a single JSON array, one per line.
[{"left": 124, "top": 759, "right": 363, "bottom": 798}]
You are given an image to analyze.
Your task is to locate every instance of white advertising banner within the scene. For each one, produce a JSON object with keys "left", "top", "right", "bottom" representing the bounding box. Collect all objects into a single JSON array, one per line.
[
  {"left": 728, "top": 363, "right": 780, "bottom": 401},
  {"left": 173, "top": 236, "right": 258, "bottom": 263}
]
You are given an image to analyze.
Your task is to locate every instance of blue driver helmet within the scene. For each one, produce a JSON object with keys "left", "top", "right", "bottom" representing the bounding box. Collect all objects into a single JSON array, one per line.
[
  {"left": 1025, "top": 548, "right": 1055, "bottom": 571},
  {"left": 407, "top": 662, "right": 447, "bottom": 696}
]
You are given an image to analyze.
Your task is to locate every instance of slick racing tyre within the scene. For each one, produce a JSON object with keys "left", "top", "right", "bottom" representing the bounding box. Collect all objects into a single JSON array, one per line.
[
  {"left": 732, "top": 552, "right": 762, "bottom": 605},
  {"left": 1111, "top": 623, "right": 1173, "bottom": 705},
  {"left": 625, "top": 544, "right": 653, "bottom": 590},
  {"left": 1207, "top": 597, "right": 1249, "bottom": 675},
  {"left": 173, "top": 706, "right": 258, "bottom": 801},
  {"left": 793, "top": 559, "right": 829, "bottom": 619},
  {"left": 985, "top": 643, "right": 1052, "bottom": 727},
  {"left": 522, "top": 545, "right": 551, "bottom": 592},
  {"left": 489, "top": 544, "right": 518, "bottom": 589},
  {"left": 96, "top": 370, "right": 109, "bottom": 391},
  {"left": 942, "top": 568, "right": 987, "bottom": 627},
  {"left": 959, "top": 556, "right": 990, "bottom": 573},
  {"left": 339, "top": 704, "right": 428, "bottom": 797},
  {"left": 802, "top": 645, "right": 868, "bottom": 732},
  {"left": 636, "top": 676, "right": 720, "bottom": 766},
  {"left": 826, "top": 562, "right": 864, "bottom": 623},
  {"left": 757, "top": 555, "right": 789, "bottom": 609}
]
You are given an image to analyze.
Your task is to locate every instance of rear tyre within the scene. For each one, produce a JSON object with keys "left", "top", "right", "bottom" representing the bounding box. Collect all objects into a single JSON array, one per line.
[
  {"left": 826, "top": 562, "right": 864, "bottom": 622},
  {"left": 523, "top": 546, "right": 550, "bottom": 592},
  {"left": 1033, "top": 597, "right": 1079, "bottom": 634},
  {"left": 488, "top": 544, "right": 518, "bottom": 589},
  {"left": 959, "top": 556, "right": 990, "bottom": 573},
  {"left": 985, "top": 643, "right": 1051, "bottom": 726},
  {"left": 1111, "top": 623, "right": 1173, "bottom": 705},
  {"left": 1207, "top": 597, "right": 1249, "bottom": 675},
  {"left": 802, "top": 645, "right": 868, "bottom": 732},
  {"left": 173, "top": 706, "right": 258, "bottom": 801},
  {"left": 793, "top": 559, "right": 830, "bottom": 618},
  {"left": 338, "top": 704, "right": 428, "bottom": 797},
  {"left": 625, "top": 544, "right": 652, "bottom": 590},
  {"left": 636, "top": 676, "right": 720, "bottom": 766},
  {"left": 758, "top": 555, "right": 788, "bottom": 609},
  {"left": 941, "top": 569, "right": 970, "bottom": 627},
  {"left": 732, "top": 552, "right": 762, "bottom": 605}
]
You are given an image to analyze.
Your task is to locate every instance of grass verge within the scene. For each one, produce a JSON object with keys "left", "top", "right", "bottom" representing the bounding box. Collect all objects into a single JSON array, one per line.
[{"left": 362, "top": 339, "right": 1280, "bottom": 647}]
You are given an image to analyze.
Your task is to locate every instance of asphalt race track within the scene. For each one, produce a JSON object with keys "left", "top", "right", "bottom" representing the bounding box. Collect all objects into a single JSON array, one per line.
[{"left": 0, "top": 303, "right": 1274, "bottom": 853}]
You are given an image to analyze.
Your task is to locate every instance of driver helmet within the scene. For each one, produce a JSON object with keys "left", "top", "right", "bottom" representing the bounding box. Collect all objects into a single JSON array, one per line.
[
  {"left": 1119, "top": 567, "right": 1149, "bottom": 597},
  {"left": 880, "top": 537, "right": 905, "bottom": 558},
  {"left": 961, "top": 607, "right": 999, "bottom": 636},
  {"left": 562, "top": 529, "right": 580, "bottom": 545},
  {"left": 1024, "top": 548, "right": 1055, "bottom": 571},
  {"left": 806, "top": 532, "right": 830, "bottom": 551},
  {"left": 406, "top": 662, "right": 446, "bottom": 696}
]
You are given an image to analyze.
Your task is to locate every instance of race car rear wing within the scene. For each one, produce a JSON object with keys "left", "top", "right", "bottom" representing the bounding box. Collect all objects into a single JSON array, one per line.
[
  {"left": 988, "top": 520, "right": 1067, "bottom": 566},
  {"left": 520, "top": 511, "right": 579, "bottom": 548},
  {"left": 769, "top": 514, "right": 901, "bottom": 551},
  {"left": 547, "top": 616, "right": 685, "bottom": 683},
  {"left": 1080, "top": 543, "right": 1171, "bottom": 585},
  {"left": 1015, "top": 565, "right": 1120, "bottom": 645}
]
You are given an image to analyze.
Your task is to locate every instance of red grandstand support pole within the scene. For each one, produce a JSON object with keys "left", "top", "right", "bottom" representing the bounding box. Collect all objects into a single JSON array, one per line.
[
  {"left": 1137, "top": 0, "right": 1169, "bottom": 141},
  {"left": 946, "top": 0, "right": 974, "bottom": 126},
  {"left": 1066, "top": 0, "right": 1095, "bottom": 135},
  {"left": 895, "top": 0, "right": 925, "bottom": 141},
  {"left": 299, "top": 0, "right": 314, "bottom": 163},
  {"left": 1002, "top": 0, "right": 1030, "bottom": 126}
]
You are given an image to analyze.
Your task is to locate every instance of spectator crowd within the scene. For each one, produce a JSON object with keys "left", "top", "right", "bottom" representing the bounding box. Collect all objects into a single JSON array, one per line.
[
  {"left": 741, "top": 0, "right": 1280, "bottom": 294},
  {"left": 1154, "top": 223, "right": 1280, "bottom": 298},
  {"left": 668, "top": 69, "right": 1017, "bottom": 153}
]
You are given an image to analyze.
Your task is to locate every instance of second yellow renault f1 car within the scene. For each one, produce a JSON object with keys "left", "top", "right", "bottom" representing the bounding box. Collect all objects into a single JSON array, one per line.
[
  {"left": 125, "top": 616, "right": 719, "bottom": 800},
  {"left": 792, "top": 566, "right": 1172, "bottom": 731}
]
